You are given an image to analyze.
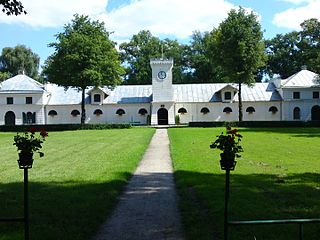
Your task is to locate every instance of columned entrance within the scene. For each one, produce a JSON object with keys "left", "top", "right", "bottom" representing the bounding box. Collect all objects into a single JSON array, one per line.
[
  {"left": 311, "top": 105, "right": 320, "bottom": 120},
  {"left": 5, "top": 111, "right": 16, "bottom": 126},
  {"left": 157, "top": 108, "right": 168, "bottom": 125}
]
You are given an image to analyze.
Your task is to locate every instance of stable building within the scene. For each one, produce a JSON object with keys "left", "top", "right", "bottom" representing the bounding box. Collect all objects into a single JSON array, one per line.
[{"left": 0, "top": 58, "right": 320, "bottom": 126}]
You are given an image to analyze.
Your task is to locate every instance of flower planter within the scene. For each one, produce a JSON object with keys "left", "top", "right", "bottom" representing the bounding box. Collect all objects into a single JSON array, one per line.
[
  {"left": 17, "top": 152, "right": 34, "bottom": 169},
  {"left": 220, "top": 153, "right": 237, "bottom": 171}
]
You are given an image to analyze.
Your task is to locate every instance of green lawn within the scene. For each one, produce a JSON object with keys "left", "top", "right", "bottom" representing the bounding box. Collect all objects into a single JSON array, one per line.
[
  {"left": 0, "top": 128, "right": 155, "bottom": 240},
  {"left": 169, "top": 127, "right": 320, "bottom": 240}
]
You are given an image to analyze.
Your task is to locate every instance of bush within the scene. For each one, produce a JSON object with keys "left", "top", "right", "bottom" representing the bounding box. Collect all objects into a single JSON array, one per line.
[
  {"left": 189, "top": 121, "right": 320, "bottom": 128},
  {"left": 175, "top": 115, "right": 180, "bottom": 125},
  {"left": 0, "top": 123, "right": 131, "bottom": 132}
]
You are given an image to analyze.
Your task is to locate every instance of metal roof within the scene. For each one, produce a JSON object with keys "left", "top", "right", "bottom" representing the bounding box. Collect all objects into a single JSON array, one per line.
[
  {"left": 282, "top": 70, "right": 319, "bottom": 88},
  {"left": 0, "top": 74, "right": 44, "bottom": 93}
]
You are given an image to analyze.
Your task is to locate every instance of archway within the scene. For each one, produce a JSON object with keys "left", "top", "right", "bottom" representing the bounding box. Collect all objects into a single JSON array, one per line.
[
  {"left": 157, "top": 108, "right": 168, "bottom": 125},
  {"left": 311, "top": 105, "right": 320, "bottom": 120},
  {"left": 5, "top": 111, "right": 15, "bottom": 126}
]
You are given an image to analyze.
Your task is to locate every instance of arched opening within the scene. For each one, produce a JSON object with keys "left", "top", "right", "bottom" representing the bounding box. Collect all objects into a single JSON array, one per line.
[
  {"left": 178, "top": 107, "right": 187, "bottom": 114},
  {"left": 157, "top": 108, "right": 168, "bottom": 125},
  {"left": 269, "top": 106, "right": 278, "bottom": 114},
  {"left": 246, "top": 106, "right": 255, "bottom": 114},
  {"left": 311, "top": 105, "right": 320, "bottom": 120},
  {"left": 48, "top": 110, "right": 58, "bottom": 116},
  {"left": 71, "top": 110, "right": 80, "bottom": 117},
  {"left": 94, "top": 109, "right": 103, "bottom": 115},
  {"left": 138, "top": 108, "right": 148, "bottom": 116},
  {"left": 200, "top": 107, "right": 210, "bottom": 114},
  {"left": 223, "top": 107, "right": 232, "bottom": 114},
  {"left": 5, "top": 111, "right": 15, "bottom": 126},
  {"left": 116, "top": 109, "right": 125, "bottom": 116},
  {"left": 293, "top": 107, "right": 301, "bottom": 120}
]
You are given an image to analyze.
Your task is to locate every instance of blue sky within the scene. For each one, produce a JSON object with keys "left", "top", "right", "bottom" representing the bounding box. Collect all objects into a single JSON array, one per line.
[{"left": 0, "top": 0, "right": 319, "bottom": 67}]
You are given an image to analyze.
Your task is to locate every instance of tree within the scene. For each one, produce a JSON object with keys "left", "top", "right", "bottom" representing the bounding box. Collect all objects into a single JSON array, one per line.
[
  {"left": 209, "top": 7, "right": 265, "bottom": 122},
  {"left": 44, "top": 14, "right": 124, "bottom": 124},
  {"left": 265, "top": 32, "right": 302, "bottom": 78},
  {"left": 0, "top": 0, "right": 26, "bottom": 15},
  {"left": 0, "top": 44, "right": 40, "bottom": 79},
  {"left": 120, "top": 30, "right": 189, "bottom": 84}
]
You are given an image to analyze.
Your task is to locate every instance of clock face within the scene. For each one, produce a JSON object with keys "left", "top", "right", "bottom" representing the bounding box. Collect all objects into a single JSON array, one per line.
[{"left": 157, "top": 71, "right": 166, "bottom": 80}]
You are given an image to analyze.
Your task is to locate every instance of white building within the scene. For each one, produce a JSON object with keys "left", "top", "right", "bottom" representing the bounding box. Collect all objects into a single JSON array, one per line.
[{"left": 0, "top": 58, "right": 319, "bottom": 126}]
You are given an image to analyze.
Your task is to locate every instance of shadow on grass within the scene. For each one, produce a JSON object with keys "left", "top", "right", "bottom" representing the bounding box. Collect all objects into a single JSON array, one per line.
[
  {"left": 0, "top": 172, "right": 132, "bottom": 240},
  {"left": 174, "top": 171, "right": 320, "bottom": 240}
]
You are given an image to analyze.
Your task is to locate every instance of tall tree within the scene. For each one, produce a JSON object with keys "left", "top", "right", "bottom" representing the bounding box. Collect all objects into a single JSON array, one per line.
[
  {"left": 0, "top": 44, "right": 40, "bottom": 79},
  {"left": 44, "top": 14, "right": 124, "bottom": 124},
  {"left": 209, "top": 7, "right": 265, "bottom": 122},
  {"left": 120, "top": 30, "right": 189, "bottom": 84},
  {"left": 265, "top": 32, "right": 302, "bottom": 78},
  {"left": 0, "top": 0, "right": 26, "bottom": 15}
]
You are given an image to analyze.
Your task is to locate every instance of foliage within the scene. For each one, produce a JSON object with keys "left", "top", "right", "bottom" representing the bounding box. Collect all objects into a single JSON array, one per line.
[
  {"left": 13, "top": 128, "right": 48, "bottom": 157},
  {"left": 0, "top": 0, "right": 26, "bottom": 15},
  {"left": 44, "top": 14, "right": 124, "bottom": 124},
  {"left": 120, "top": 30, "right": 190, "bottom": 84},
  {"left": 210, "top": 127, "right": 243, "bottom": 157},
  {"left": 169, "top": 127, "right": 320, "bottom": 240},
  {"left": 0, "top": 45, "right": 40, "bottom": 79},
  {"left": 175, "top": 115, "right": 180, "bottom": 125},
  {"left": 0, "top": 71, "right": 9, "bottom": 81},
  {"left": 1, "top": 128, "right": 155, "bottom": 240},
  {"left": 208, "top": 7, "right": 265, "bottom": 122}
]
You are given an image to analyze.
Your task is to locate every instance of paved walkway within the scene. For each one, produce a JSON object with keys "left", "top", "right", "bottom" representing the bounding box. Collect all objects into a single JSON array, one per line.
[{"left": 95, "top": 128, "right": 185, "bottom": 240}]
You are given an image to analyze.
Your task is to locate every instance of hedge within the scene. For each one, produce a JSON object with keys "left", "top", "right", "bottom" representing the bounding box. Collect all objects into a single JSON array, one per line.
[
  {"left": 0, "top": 123, "right": 132, "bottom": 132},
  {"left": 188, "top": 121, "right": 320, "bottom": 128}
]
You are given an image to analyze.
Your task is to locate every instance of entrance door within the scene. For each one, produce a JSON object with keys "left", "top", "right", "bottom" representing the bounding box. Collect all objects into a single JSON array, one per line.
[
  {"left": 5, "top": 111, "right": 15, "bottom": 126},
  {"left": 311, "top": 105, "right": 320, "bottom": 120},
  {"left": 157, "top": 108, "right": 168, "bottom": 125}
]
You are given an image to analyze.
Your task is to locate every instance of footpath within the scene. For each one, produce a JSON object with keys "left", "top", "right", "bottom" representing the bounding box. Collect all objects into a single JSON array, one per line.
[{"left": 95, "top": 128, "right": 185, "bottom": 240}]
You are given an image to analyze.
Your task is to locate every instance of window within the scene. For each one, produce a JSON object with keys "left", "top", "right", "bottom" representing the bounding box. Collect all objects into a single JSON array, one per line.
[
  {"left": 293, "top": 107, "right": 300, "bottom": 120},
  {"left": 116, "top": 109, "right": 125, "bottom": 116},
  {"left": 178, "top": 108, "right": 187, "bottom": 114},
  {"left": 246, "top": 106, "right": 255, "bottom": 113},
  {"left": 138, "top": 108, "right": 148, "bottom": 115},
  {"left": 94, "top": 94, "right": 101, "bottom": 102},
  {"left": 71, "top": 110, "right": 80, "bottom": 116},
  {"left": 313, "top": 91, "right": 319, "bottom": 99},
  {"left": 94, "top": 109, "right": 103, "bottom": 115},
  {"left": 26, "top": 97, "right": 32, "bottom": 104},
  {"left": 23, "top": 112, "right": 36, "bottom": 124},
  {"left": 269, "top": 106, "right": 278, "bottom": 114},
  {"left": 48, "top": 110, "right": 58, "bottom": 116},
  {"left": 7, "top": 97, "right": 13, "bottom": 104},
  {"left": 293, "top": 92, "right": 300, "bottom": 99},
  {"left": 223, "top": 107, "right": 232, "bottom": 113},
  {"left": 200, "top": 107, "right": 210, "bottom": 114},
  {"left": 224, "top": 92, "right": 231, "bottom": 100}
]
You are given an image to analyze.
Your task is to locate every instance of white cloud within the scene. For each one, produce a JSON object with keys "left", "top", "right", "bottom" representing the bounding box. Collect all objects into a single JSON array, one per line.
[
  {"left": 0, "top": 0, "right": 260, "bottom": 42},
  {"left": 98, "top": 0, "right": 237, "bottom": 40},
  {"left": 279, "top": 0, "right": 312, "bottom": 4},
  {"left": 0, "top": 0, "right": 108, "bottom": 27},
  {"left": 273, "top": 0, "right": 320, "bottom": 30}
]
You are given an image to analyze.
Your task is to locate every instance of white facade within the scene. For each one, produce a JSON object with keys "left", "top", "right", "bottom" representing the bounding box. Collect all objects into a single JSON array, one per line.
[{"left": 0, "top": 59, "right": 320, "bottom": 126}]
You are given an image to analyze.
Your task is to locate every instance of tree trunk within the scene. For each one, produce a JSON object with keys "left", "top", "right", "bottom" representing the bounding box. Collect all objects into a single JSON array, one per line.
[
  {"left": 81, "top": 88, "right": 86, "bottom": 124},
  {"left": 238, "top": 82, "right": 243, "bottom": 122}
]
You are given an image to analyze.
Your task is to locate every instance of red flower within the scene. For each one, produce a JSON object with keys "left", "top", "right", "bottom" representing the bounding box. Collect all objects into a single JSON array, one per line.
[
  {"left": 40, "top": 129, "right": 48, "bottom": 138},
  {"left": 29, "top": 127, "right": 37, "bottom": 134},
  {"left": 226, "top": 126, "right": 231, "bottom": 130},
  {"left": 227, "top": 129, "right": 238, "bottom": 134}
]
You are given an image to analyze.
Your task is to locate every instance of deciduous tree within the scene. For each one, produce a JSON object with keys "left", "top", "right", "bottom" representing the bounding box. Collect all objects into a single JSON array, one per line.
[
  {"left": 44, "top": 14, "right": 124, "bottom": 124},
  {"left": 0, "top": 0, "right": 26, "bottom": 15}
]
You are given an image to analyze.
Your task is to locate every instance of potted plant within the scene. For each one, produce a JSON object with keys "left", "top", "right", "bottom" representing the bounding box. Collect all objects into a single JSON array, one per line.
[
  {"left": 210, "top": 126, "right": 243, "bottom": 170},
  {"left": 13, "top": 128, "right": 48, "bottom": 169}
]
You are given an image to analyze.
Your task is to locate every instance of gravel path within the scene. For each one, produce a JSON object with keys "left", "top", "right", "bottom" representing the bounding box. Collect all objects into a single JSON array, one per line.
[{"left": 94, "top": 128, "right": 184, "bottom": 240}]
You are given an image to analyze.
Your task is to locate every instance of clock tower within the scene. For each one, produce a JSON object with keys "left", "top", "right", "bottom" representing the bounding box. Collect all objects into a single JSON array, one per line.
[{"left": 150, "top": 58, "right": 175, "bottom": 125}]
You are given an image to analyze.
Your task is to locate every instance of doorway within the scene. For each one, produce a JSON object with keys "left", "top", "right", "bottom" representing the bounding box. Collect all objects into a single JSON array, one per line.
[
  {"left": 157, "top": 108, "right": 168, "bottom": 125},
  {"left": 5, "top": 111, "right": 15, "bottom": 126},
  {"left": 311, "top": 105, "right": 320, "bottom": 120}
]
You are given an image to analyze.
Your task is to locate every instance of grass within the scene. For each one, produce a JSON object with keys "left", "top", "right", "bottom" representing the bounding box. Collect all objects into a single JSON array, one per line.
[
  {"left": 168, "top": 127, "right": 320, "bottom": 240},
  {"left": 0, "top": 128, "right": 155, "bottom": 240}
]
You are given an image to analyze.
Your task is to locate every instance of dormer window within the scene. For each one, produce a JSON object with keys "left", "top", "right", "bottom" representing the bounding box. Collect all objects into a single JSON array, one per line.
[
  {"left": 224, "top": 92, "right": 231, "bottom": 100},
  {"left": 26, "top": 97, "right": 32, "bottom": 104},
  {"left": 293, "top": 92, "right": 300, "bottom": 99},
  {"left": 94, "top": 94, "right": 101, "bottom": 103}
]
